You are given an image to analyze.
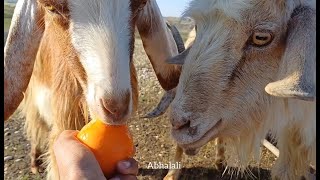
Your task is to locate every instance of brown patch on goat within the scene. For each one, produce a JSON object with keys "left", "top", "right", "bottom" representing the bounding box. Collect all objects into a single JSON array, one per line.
[
  {"left": 130, "top": 0, "right": 148, "bottom": 14},
  {"left": 38, "top": 0, "right": 70, "bottom": 29},
  {"left": 22, "top": 6, "right": 89, "bottom": 175},
  {"left": 126, "top": 0, "right": 142, "bottom": 111},
  {"left": 128, "top": 0, "right": 149, "bottom": 62},
  {"left": 134, "top": 0, "right": 182, "bottom": 91},
  {"left": 156, "top": 71, "right": 181, "bottom": 91},
  {"left": 130, "top": 62, "right": 139, "bottom": 112},
  {"left": 135, "top": 8, "right": 158, "bottom": 38},
  {"left": 38, "top": 0, "right": 70, "bottom": 16},
  {"left": 146, "top": 55, "right": 181, "bottom": 91}
]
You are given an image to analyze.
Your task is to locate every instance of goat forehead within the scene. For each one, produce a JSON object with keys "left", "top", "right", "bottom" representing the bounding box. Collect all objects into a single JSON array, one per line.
[
  {"left": 68, "top": 0, "right": 132, "bottom": 54},
  {"left": 67, "top": 0, "right": 132, "bottom": 90},
  {"left": 68, "top": 0, "right": 131, "bottom": 22},
  {"left": 184, "top": 0, "right": 300, "bottom": 24},
  {"left": 185, "top": 0, "right": 252, "bottom": 22}
]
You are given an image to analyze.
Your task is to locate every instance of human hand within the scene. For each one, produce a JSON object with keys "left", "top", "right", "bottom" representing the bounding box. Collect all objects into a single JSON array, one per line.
[{"left": 54, "top": 130, "right": 138, "bottom": 180}]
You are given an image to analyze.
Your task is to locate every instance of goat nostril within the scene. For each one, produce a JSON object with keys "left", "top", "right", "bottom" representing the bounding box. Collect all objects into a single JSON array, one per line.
[
  {"left": 181, "top": 120, "right": 191, "bottom": 129},
  {"left": 100, "top": 98, "right": 129, "bottom": 120},
  {"left": 188, "top": 126, "right": 198, "bottom": 136},
  {"left": 109, "top": 107, "right": 118, "bottom": 115},
  {"left": 101, "top": 99, "right": 112, "bottom": 114},
  {"left": 172, "top": 118, "right": 191, "bottom": 130}
]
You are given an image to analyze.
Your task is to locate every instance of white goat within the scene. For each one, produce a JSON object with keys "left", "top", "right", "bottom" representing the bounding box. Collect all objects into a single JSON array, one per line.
[
  {"left": 4, "top": 0, "right": 183, "bottom": 179},
  {"left": 146, "top": 26, "right": 227, "bottom": 180},
  {"left": 149, "top": 0, "right": 316, "bottom": 179}
]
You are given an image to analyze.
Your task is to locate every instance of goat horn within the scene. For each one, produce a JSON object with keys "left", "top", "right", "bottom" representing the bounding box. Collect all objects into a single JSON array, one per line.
[
  {"left": 166, "top": 22, "right": 189, "bottom": 65},
  {"left": 143, "top": 23, "right": 185, "bottom": 119},
  {"left": 166, "top": 22, "right": 185, "bottom": 53},
  {"left": 142, "top": 88, "right": 176, "bottom": 118},
  {"left": 167, "top": 47, "right": 190, "bottom": 65}
]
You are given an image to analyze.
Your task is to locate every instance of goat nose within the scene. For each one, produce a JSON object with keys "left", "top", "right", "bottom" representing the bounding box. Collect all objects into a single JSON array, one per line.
[
  {"left": 100, "top": 96, "right": 130, "bottom": 121},
  {"left": 171, "top": 116, "right": 191, "bottom": 130}
]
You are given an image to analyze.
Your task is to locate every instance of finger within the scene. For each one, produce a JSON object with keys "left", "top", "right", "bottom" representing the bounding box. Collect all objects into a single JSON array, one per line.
[
  {"left": 53, "top": 130, "right": 87, "bottom": 159},
  {"left": 56, "top": 130, "right": 79, "bottom": 142},
  {"left": 116, "top": 158, "right": 139, "bottom": 176},
  {"left": 53, "top": 130, "right": 104, "bottom": 179},
  {"left": 53, "top": 130, "right": 78, "bottom": 149},
  {"left": 109, "top": 175, "right": 137, "bottom": 180}
]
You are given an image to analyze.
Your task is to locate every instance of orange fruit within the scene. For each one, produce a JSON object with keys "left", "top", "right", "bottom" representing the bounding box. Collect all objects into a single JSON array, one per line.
[{"left": 76, "top": 119, "right": 135, "bottom": 178}]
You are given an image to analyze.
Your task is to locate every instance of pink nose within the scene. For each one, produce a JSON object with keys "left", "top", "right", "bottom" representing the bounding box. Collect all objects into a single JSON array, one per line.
[{"left": 100, "top": 93, "right": 130, "bottom": 122}]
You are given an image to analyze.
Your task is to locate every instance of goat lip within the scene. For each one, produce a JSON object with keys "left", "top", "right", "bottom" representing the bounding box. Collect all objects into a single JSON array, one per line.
[{"left": 177, "top": 119, "right": 223, "bottom": 149}]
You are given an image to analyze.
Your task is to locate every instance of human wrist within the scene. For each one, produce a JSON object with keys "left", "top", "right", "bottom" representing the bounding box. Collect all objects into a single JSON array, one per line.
[{"left": 64, "top": 167, "right": 107, "bottom": 180}]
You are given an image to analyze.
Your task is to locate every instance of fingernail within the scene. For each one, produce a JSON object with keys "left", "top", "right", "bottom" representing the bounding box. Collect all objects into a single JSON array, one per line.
[{"left": 120, "top": 161, "right": 131, "bottom": 169}]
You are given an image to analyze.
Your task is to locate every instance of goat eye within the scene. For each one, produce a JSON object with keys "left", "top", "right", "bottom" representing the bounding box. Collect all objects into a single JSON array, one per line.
[
  {"left": 45, "top": 5, "right": 57, "bottom": 13},
  {"left": 252, "top": 32, "right": 273, "bottom": 47},
  {"left": 138, "top": 1, "right": 147, "bottom": 11}
]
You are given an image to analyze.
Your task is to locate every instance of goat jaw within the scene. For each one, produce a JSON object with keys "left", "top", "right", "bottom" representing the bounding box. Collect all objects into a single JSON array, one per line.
[{"left": 142, "top": 88, "right": 176, "bottom": 118}]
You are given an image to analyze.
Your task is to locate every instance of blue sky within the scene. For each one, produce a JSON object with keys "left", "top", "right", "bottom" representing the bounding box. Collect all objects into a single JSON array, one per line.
[{"left": 156, "top": 0, "right": 191, "bottom": 17}]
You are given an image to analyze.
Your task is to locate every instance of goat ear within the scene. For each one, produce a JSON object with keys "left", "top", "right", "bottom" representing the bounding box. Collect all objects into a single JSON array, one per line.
[
  {"left": 4, "top": 0, "right": 45, "bottom": 120},
  {"left": 167, "top": 47, "right": 190, "bottom": 65},
  {"left": 136, "top": 0, "right": 183, "bottom": 91},
  {"left": 265, "top": 6, "right": 315, "bottom": 101}
]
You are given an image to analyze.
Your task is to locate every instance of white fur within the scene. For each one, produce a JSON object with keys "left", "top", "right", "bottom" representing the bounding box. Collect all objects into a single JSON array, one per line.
[
  {"left": 69, "top": 0, "right": 132, "bottom": 120},
  {"left": 183, "top": 0, "right": 251, "bottom": 22}
]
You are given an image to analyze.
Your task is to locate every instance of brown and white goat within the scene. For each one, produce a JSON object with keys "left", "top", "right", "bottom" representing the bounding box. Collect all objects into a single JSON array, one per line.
[
  {"left": 149, "top": 0, "right": 316, "bottom": 179},
  {"left": 4, "top": 0, "right": 183, "bottom": 179}
]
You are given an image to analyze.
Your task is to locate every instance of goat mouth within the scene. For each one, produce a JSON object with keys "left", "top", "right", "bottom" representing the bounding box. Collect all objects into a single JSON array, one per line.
[
  {"left": 94, "top": 101, "right": 129, "bottom": 125},
  {"left": 178, "top": 119, "right": 223, "bottom": 150}
]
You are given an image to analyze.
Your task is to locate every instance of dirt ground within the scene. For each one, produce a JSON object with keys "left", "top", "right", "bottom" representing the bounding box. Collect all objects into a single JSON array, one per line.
[{"left": 4, "top": 38, "right": 277, "bottom": 180}]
